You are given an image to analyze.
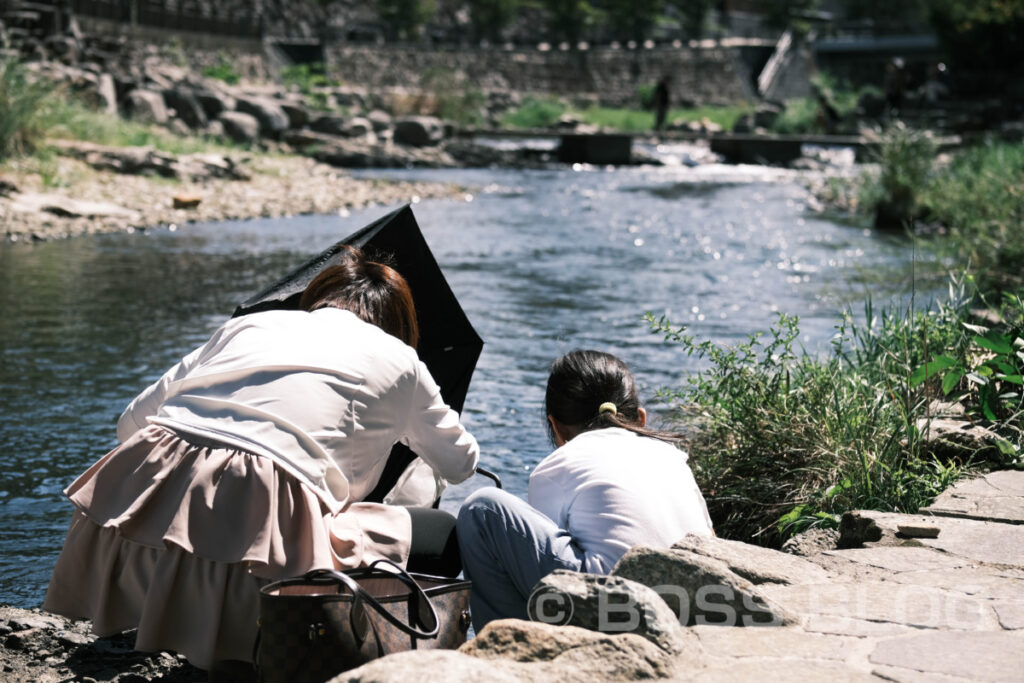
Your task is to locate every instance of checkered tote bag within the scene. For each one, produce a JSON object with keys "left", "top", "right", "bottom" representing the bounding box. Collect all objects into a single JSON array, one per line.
[{"left": 255, "top": 560, "right": 471, "bottom": 683}]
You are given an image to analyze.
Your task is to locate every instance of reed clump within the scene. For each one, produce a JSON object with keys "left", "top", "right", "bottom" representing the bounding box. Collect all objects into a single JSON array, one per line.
[{"left": 648, "top": 280, "right": 1024, "bottom": 547}]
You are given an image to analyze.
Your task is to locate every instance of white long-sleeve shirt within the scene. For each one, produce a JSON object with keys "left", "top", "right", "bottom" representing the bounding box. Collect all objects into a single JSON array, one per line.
[
  {"left": 529, "top": 427, "right": 713, "bottom": 574},
  {"left": 118, "top": 307, "right": 479, "bottom": 513}
]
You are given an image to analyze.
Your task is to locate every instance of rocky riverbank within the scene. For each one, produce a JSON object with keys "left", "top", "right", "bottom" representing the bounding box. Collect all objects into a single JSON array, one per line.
[
  {"left": 3, "top": 470, "right": 1021, "bottom": 682},
  {"left": 0, "top": 148, "right": 468, "bottom": 243}
]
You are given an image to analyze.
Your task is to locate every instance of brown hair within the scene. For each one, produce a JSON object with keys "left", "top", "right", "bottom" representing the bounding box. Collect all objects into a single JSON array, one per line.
[
  {"left": 545, "top": 349, "right": 680, "bottom": 446},
  {"left": 299, "top": 245, "right": 419, "bottom": 347}
]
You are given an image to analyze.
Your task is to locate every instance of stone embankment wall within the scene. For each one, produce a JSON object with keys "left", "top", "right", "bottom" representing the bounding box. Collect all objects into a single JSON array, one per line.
[
  {"left": 76, "top": 17, "right": 764, "bottom": 105},
  {"left": 74, "top": 16, "right": 270, "bottom": 81},
  {"left": 324, "top": 44, "right": 761, "bottom": 106}
]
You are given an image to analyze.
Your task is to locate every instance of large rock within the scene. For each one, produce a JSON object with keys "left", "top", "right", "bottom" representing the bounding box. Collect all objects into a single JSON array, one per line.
[
  {"left": 218, "top": 111, "right": 261, "bottom": 144},
  {"left": 7, "top": 192, "right": 140, "bottom": 221},
  {"left": 344, "top": 116, "right": 374, "bottom": 138},
  {"left": 753, "top": 103, "right": 783, "bottom": 129},
  {"left": 672, "top": 534, "right": 831, "bottom": 585},
  {"left": 314, "top": 139, "right": 456, "bottom": 169},
  {"left": 781, "top": 528, "right": 840, "bottom": 557},
  {"left": 531, "top": 570, "right": 689, "bottom": 655},
  {"left": 124, "top": 89, "right": 168, "bottom": 125},
  {"left": 330, "top": 619, "right": 686, "bottom": 682},
  {"left": 463, "top": 619, "right": 683, "bottom": 678},
  {"left": 612, "top": 546, "right": 797, "bottom": 627},
  {"left": 309, "top": 114, "right": 347, "bottom": 136},
  {"left": 330, "top": 650, "right": 541, "bottom": 683},
  {"left": 280, "top": 102, "right": 311, "bottom": 129},
  {"left": 49, "top": 140, "right": 176, "bottom": 178},
  {"left": 366, "top": 109, "right": 393, "bottom": 132},
  {"left": 162, "top": 88, "right": 208, "bottom": 129},
  {"left": 281, "top": 128, "right": 338, "bottom": 150},
  {"left": 915, "top": 414, "right": 1004, "bottom": 461},
  {"left": 394, "top": 116, "right": 445, "bottom": 147},
  {"left": 96, "top": 73, "right": 117, "bottom": 115},
  {"left": 194, "top": 89, "right": 235, "bottom": 119},
  {"left": 235, "top": 96, "right": 290, "bottom": 137}
]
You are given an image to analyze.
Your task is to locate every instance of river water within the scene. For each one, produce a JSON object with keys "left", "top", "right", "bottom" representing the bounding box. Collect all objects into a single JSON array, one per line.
[{"left": 0, "top": 153, "right": 913, "bottom": 607}]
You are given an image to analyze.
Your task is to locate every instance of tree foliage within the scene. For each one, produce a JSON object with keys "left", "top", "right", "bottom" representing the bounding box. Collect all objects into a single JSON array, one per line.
[
  {"left": 376, "top": 0, "right": 436, "bottom": 40},
  {"left": 665, "top": 0, "right": 716, "bottom": 40},
  {"left": 599, "top": 0, "right": 663, "bottom": 43},
  {"left": 542, "top": 0, "right": 596, "bottom": 45},
  {"left": 928, "top": 0, "right": 1024, "bottom": 70},
  {"left": 468, "top": 0, "right": 520, "bottom": 42}
]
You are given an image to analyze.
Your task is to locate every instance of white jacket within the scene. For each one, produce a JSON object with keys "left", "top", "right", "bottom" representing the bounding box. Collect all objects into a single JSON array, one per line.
[{"left": 118, "top": 307, "right": 479, "bottom": 512}]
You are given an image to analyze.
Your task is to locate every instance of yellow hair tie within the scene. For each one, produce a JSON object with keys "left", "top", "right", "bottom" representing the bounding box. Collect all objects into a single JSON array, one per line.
[{"left": 598, "top": 402, "right": 618, "bottom": 416}]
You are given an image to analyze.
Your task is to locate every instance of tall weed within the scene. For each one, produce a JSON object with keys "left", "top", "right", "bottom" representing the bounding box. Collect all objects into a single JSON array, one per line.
[
  {"left": 645, "top": 279, "right": 1016, "bottom": 545},
  {"left": 918, "top": 141, "right": 1024, "bottom": 293},
  {"left": 0, "top": 60, "right": 55, "bottom": 158}
]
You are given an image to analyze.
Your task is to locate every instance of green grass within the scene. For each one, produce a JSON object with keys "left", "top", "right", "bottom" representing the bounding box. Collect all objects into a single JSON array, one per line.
[
  {"left": 500, "top": 96, "right": 567, "bottom": 128},
  {"left": 849, "top": 126, "right": 1024, "bottom": 295},
  {"left": 0, "top": 59, "right": 54, "bottom": 158},
  {"left": 918, "top": 141, "right": 1024, "bottom": 294},
  {"left": 48, "top": 100, "right": 233, "bottom": 155},
  {"left": 770, "top": 73, "right": 879, "bottom": 135},
  {"left": 647, "top": 279, "right": 1022, "bottom": 546},
  {"left": 499, "top": 97, "right": 751, "bottom": 132},
  {"left": 0, "top": 58, "right": 242, "bottom": 166},
  {"left": 202, "top": 57, "right": 240, "bottom": 86}
]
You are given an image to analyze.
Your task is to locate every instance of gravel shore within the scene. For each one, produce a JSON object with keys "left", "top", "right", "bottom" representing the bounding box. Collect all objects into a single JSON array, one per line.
[{"left": 1, "top": 151, "right": 466, "bottom": 243}]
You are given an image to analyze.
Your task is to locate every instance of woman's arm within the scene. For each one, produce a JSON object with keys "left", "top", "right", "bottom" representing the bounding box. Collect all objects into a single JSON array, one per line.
[
  {"left": 400, "top": 360, "right": 480, "bottom": 484},
  {"left": 116, "top": 344, "right": 204, "bottom": 441}
]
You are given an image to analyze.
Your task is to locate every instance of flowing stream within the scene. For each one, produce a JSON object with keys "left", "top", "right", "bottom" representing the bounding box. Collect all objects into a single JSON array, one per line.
[{"left": 0, "top": 156, "right": 915, "bottom": 606}]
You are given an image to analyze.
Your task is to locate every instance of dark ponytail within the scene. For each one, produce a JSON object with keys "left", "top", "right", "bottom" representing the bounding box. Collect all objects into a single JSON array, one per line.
[{"left": 544, "top": 349, "right": 680, "bottom": 446}]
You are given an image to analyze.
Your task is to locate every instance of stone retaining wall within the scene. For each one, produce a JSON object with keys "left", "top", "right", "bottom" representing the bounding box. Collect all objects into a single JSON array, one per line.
[
  {"left": 72, "top": 16, "right": 765, "bottom": 105},
  {"left": 326, "top": 44, "right": 762, "bottom": 106}
]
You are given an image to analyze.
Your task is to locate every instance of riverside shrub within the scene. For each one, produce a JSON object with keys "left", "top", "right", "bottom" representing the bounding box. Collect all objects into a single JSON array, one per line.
[
  {"left": 647, "top": 280, "right": 1023, "bottom": 546},
  {"left": 0, "top": 59, "right": 53, "bottom": 158}
]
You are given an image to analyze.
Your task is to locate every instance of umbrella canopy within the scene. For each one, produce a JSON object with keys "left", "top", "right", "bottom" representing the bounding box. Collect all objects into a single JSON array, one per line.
[{"left": 234, "top": 204, "right": 482, "bottom": 414}]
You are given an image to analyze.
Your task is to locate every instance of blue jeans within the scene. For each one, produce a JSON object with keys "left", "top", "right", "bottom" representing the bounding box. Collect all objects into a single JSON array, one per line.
[{"left": 456, "top": 488, "right": 584, "bottom": 631}]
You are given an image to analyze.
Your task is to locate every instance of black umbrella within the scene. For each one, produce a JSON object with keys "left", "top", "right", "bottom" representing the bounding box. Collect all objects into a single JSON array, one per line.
[
  {"left": 234, "top": 204, "right": 481, "bottom": 413},
  {"left": 234, "top": 204, "right": 490, "bottom": 500}
]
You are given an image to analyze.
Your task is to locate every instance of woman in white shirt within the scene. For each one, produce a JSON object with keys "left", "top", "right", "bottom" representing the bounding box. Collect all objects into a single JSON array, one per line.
[
  {"left": 457, "top": 349, "right": 712, "bottom": 631},
  {"left": 44, "top": 246, "right": 479, "bottom": 675}
]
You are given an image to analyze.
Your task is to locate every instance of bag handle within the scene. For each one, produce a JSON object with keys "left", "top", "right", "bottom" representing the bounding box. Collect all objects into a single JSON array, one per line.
[{"left": 304, "top": 561, "right": 440, "bottom": 640}]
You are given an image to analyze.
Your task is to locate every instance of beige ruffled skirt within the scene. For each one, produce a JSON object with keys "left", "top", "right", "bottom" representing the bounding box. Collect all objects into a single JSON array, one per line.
[{"left": 43, "top": 425, "right": 411, "bottom": 669}]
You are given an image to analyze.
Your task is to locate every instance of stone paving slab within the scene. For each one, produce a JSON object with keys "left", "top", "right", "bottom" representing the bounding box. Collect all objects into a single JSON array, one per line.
[
  {"left": 693, "top": 660, "right": 878, "bottom": 682},
  {"left": 993, "top": 602, "right": 1024, "bottom": 630},
  {"left": 869, "top": 631, "right": 1024, "bottom": 682},
  {"left": 870, "top": 664, "right": 980, "bottom": 682},
  {"left": 923, "top": 470, "right": 1024, "bottom": 525},
  {"left": 882, "top": 568, "right": 1024, "bottom": 600},
  {"left": 758, "top": 581, "right": 1000, "bottom": 631},
  {"left": 802, "top": 614, "right": 917, "bottom": 638},
  {"left": 842, "top": 510, "right": 1024, "bottom": 567},
  {"left": 822, "top": 546, "right": 971, "bottom": 573},
  {"left": 692, "top": 624, "right": 866, "bottom": 662}
]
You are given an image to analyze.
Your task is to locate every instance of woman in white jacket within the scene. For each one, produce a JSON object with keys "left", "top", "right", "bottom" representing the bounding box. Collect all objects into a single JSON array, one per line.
[
  {"left": 44, "top": 246, "right": 479, "bottom": 676},
  {"left": 457, "top": 349, "right": 712, "bottom": 631}
]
